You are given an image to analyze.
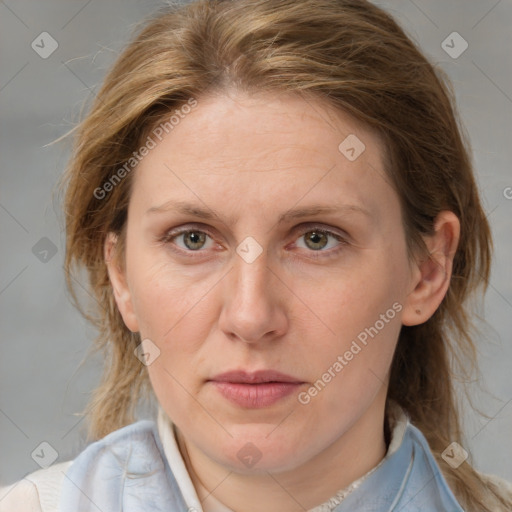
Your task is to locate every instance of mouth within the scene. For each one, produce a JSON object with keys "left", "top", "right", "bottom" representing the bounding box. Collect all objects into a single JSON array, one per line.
[{"left": 208, "top": 370, "right": 305, "bottom": 408}]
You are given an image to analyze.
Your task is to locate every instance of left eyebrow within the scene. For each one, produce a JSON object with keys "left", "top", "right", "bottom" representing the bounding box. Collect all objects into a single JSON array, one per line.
[
  {"left": 277, "top": 205, "right": 371, "bottom": 223},
  {"left": 146, "top": 200, "right": 371, "bottom": 224}
]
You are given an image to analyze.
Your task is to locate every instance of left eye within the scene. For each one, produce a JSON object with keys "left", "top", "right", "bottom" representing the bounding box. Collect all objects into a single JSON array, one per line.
[{"left": 295, "top": 229, "right": 343, "bottom": 251}]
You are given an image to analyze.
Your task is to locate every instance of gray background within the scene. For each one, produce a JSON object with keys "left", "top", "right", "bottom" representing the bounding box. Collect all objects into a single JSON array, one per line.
[{"left": 1, "top": 0, "right": 511, "bottom": 487}]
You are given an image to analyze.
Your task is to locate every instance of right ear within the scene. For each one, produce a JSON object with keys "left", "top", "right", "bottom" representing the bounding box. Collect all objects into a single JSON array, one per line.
[{"left": 104, "top": 232, "right": 139, "bottom": 332}]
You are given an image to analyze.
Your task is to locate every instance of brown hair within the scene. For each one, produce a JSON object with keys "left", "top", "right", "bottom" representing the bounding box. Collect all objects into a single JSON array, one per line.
[{"left": 59, "top": 0, "right": 511, "bottom": 509}]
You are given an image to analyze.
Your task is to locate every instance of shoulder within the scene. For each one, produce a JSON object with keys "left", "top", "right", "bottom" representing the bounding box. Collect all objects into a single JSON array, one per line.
[
  {"left": 59, "top": 419, "right": 190, "bottom": 510},
  {"left": 0, "top": 421, "right": 159, "bottom": 512},
  {"left": 0, "top": 461, "right": 73, "bottom": 512},
  {"left": 406, "top": 421, "right": 512, "bottom": 510},
  {"left": 69, "top": 419, "right": 160, "bottom": 471},
  {"left": 0, "top": 480, "right": 41, "bottom": 512},
  {"left": 480, "top": 471, "right": 512, "bottom": 489},
  {"left": 477, "top": 470, "right": 512, "bottom": 496}
]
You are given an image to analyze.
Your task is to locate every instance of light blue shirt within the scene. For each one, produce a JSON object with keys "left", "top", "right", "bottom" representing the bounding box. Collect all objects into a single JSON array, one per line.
[{"left": 59, "top": 418, "right": 465, "bottom": 511}]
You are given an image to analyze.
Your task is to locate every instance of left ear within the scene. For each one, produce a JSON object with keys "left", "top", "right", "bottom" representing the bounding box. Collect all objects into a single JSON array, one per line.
[{"left": 402, "top": 211, "right": 460, "bottom": 326}]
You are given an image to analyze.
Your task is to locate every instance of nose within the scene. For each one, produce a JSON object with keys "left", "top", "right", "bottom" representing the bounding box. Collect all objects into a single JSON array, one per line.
[{"left": 218, "top": 249, "right": 288, "bottom": 344}]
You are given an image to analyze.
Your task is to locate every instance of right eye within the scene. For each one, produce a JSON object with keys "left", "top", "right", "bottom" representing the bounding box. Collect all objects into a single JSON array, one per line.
[{"left": 159, "top": 225, "right": 219, "bottom": 258}]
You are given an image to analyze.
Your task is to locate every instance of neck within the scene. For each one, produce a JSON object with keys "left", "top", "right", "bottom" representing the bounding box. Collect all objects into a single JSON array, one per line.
[{"left": 176, "top": 394, "right": 388, "bottom": 512}]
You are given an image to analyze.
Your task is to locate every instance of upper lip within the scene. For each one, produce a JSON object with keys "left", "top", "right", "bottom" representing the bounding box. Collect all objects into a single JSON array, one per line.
[{"left": 209, "top": 370, "right": 304, "bottom": 384}]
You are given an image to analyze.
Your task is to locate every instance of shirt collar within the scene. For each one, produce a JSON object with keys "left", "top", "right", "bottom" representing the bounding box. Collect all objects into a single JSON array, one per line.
[{"left": 157, "top": 402, "right": 411, "bottom": 512}]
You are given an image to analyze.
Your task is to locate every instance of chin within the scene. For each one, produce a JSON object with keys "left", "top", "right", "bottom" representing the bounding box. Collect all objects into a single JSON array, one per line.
[{"left": 208, "top": 427, "right": 312, "bottom": 474}]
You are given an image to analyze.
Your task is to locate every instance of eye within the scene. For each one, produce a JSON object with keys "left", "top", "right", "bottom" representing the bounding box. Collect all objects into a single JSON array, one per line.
[
  {"left": 297, "top": 230, "right": 339, "bottom": 251},
  {"left": 160, "top": 227, "right": 215, "bottom": 253},
  {"left": 294, "top": 227, "right": 346, "bottom": 256},
  {"left": 177, "top": 230, "right": 212, "bottom": 251}
]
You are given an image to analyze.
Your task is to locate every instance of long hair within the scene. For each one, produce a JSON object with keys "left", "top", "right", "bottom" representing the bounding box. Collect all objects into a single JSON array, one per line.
[{"left": 59, "top": 1, "right": 511, "bottom": 509}]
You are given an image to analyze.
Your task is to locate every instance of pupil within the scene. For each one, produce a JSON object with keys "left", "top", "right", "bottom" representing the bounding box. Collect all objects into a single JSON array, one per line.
[
  {"left": 186, "top": 231, "right": 204, "bottom": 249},
  {"left": 307, "top": 231, "right": 327, "bottom": 250}
]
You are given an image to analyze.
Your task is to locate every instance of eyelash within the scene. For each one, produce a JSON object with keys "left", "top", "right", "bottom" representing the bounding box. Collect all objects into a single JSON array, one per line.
[{"left": 158, "top": 223, "right": 348, "bottom": 260}]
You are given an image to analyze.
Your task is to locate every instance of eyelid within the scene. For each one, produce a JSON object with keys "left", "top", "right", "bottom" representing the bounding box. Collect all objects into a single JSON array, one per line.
[
  {"left": 289, "top": 222, "right": 349, "bottom": 240},
  {"left": 159, "top": 223, "right": 218, "bottom": 245}
]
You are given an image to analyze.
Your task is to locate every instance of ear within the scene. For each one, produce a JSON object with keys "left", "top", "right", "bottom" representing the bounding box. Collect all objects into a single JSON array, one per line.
[
  {"left": 104, "top": 232, "right": 139, "bottom": 332},
  {"left": 402, "top": 211, "right": 460, "bottom": 326}
]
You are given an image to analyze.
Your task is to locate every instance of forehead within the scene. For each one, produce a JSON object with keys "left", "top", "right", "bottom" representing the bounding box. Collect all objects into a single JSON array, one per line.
[
  {"left": 130, "top": 90, "right": 395, "bottom": 222},
  {"left": 147, "top": 90, "right": 385, "bottom": 165}
]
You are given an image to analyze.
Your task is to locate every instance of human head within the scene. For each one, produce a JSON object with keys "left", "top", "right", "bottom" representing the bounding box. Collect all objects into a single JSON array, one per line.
[{"left": 62, "top": 0, "right": 494, "bottom": 508}]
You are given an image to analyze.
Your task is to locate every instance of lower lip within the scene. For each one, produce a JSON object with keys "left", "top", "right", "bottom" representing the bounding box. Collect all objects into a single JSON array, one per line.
[{"left": 210, "top": 381, "right": 303, "bottom": 408}]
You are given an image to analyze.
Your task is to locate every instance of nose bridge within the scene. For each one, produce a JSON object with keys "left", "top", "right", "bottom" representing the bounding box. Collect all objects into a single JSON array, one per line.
[
  {"left": 231, "top": 245, "right": 273, "bottom": 310},
  {"left": 229, "top": 244, "right": 272, "bottom": 316},
  {"left": 231, "top": 231, "right": 272, "bottom": 295},
  {"left": 219, "top": 243, "right": 287, "bottom": 343}
]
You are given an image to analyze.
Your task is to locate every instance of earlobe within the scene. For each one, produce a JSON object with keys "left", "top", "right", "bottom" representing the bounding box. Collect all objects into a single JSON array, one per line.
[
  {"left": 402, "top": 211, "right": 460, "bottom": 326},
  {"left": 104, "top": 232, "right": 139, "bottom": 332}
]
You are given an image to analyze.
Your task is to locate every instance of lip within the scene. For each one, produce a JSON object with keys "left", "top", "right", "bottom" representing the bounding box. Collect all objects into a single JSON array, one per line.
[
  {"left": 209, "top": 370, "right": 304, "bottom": 384},
  {"left": 208, "top": 370, "right": 305, "bottom": 408}
]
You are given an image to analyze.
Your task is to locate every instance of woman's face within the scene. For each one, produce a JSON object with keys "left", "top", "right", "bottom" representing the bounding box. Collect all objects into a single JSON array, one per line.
[{"left": 109, "top": 91, "right": 419, "bottom": 473}]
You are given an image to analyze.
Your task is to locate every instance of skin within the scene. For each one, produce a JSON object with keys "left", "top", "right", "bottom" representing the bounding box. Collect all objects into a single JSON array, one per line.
[{"left": 106, "top": 89, "right": 460, "bottom": 512}]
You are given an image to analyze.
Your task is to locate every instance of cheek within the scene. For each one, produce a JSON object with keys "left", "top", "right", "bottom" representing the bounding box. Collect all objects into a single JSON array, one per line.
[
  {"left": 132, "top": 262, "right": 218, "bottom": 421},
  {"left": 127, "top": 254, "right": 222, "bottom": 394},
  {"left": 301, "top": 252, "right": 405, "bottom": 399},
  {"left": 313, "top": 253, "right": 404, "bottom": 342},
  {"left": 127, "top": 248, "right": 210, "bottom": 339}
]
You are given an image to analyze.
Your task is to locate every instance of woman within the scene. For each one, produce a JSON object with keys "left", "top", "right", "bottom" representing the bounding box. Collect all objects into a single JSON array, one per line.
[{"left": 1, "top": 0, "right": 511, "bottom": 510}]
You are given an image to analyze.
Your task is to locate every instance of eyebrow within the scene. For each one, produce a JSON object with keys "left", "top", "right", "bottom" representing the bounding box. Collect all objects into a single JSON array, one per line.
[{"left": 146, "top": 200, "right": 370, "bottom": 225}]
